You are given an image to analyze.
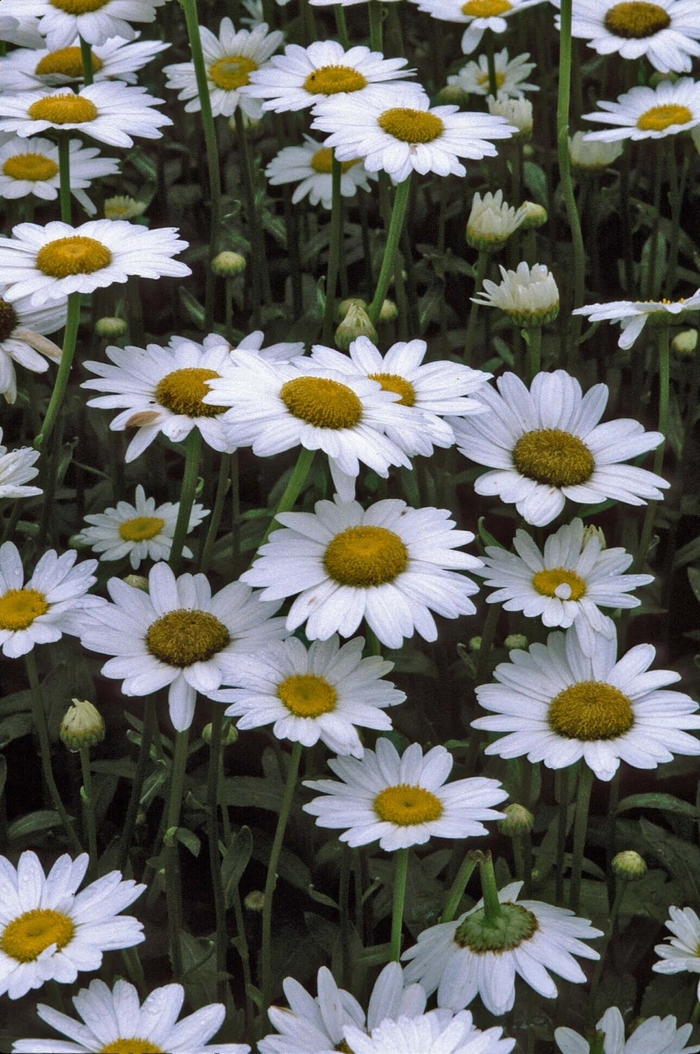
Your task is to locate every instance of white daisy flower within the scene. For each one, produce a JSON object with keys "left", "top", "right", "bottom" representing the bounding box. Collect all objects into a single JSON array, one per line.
[
  {"left": 309, "top": 335, "right": 492, "bottom": 458},
  {"left": 0, "top": 219, "right": 190, "bottom": 308},
  {"left": 0, "top": 284, "right": 64, "bottom": 404},
  {"left": 473, "top": 626, "right": 700, "bottom": 782},
  {"left": 472, "top": 262, "right": 559, "bottom": 326},
  {"left": 0, "top": 0, "right": 166, "bottom": 51},
  {"left": 412, "top": 0, "right": 548, "bottom": 55},
  {"left": 402, "top": 879, "right": 601, "bottom": 1015},
  {"left": 573, "top": 290, "right": 700, "bottom": 349},
  {"left": 241, "top": 495, "right": 483, "bottom": 649},
  {"left": 0, "top": 851, "right": 144, "bottom": 1001},
  {"left": 450, "top": 370, "right": 669, "bottom": 527},
  {"left": 242, "top": 40, "right": 421, "bottom": 114},
  {"left": 0, "top": 541, "right": 101, "bottom": 659},
  {"left": 487, "top": 94, "right": 534, "bottom": 136},
  {"left": 568, "top": 129, "right": 624, "bottom": 169},
  {"left": 0, "top": 13, "right": 43, "bottom": 48},
  {"left": 265, "top": 135, "right": 373, "bottom": 209},
  {"left": 0, "top": 427, "right": 41, "bottom": 499},
  {"left": 260, "top": 962, "right": 427, "bottom": 1053},
  {"left": 653, "top": 906, "right": 700, "bottom": 981},
  {"left": 0, "top": 81, "right": 172, "bottom": 150},
  {"left": 80, "top": 561, "right": 287, "bottom": 732},
  {"left": 12, "top": 977, "right": 250, "bottom": 1054},
  {"left": 174, "top": 328, "right": 306, "bottom": 364},
  {"left": 0, "top": 33, "right": 170, "bottom": 91},
  {"left": 312, "top": 92, "right": 515, "bottom": 184},
  {"left": 582, "top": 76, "right": 700, "bottom": 142},
  {"left": 75, "top": 485, "right": 209, "bottom": 571},
  {"left": 0, "top": 135, "right": 119, "bottom": 217},
  {"left": 448, "top": 48, "right": 539, "bottom": 99},
  {"left": 304, "top": 737, "right": 507, "bottom": 851},
  {"left": 212, "top": 634, "right": 405, "bottom": 757},
  {"left": 164, "top": 19, "right": 284, "bottom": 121},
  {"left": 555, "top": 1004, "right": 700, "bottom": 1054},
  {"left": 477, "top": 518, "right": 653, "bottom": 657},
  {"left": 553, "top": 0, "right": 700, "bottom": 75},
  {"left": 345, "top": 1010, "right": 515, "bottom": 1054},
  {"left": 466, "top": 189, "right": 527, "bottom": 252}
]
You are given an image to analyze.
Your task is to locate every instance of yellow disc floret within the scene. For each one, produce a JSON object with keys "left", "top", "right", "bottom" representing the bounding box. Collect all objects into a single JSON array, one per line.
[
  {"left": 3, "top": 153, "right": 59, "bottom": 182},
  {"left": 513, "top": 429, "right": 595, "bottom": 487},
  {"left": 28, "top": 93, "right": 99, "bottom": 126},
  {"left": 323, "top": 525, "right": 409, "bottom": 587},
  {"left": 548, "top": 680, "right": 634, "bottom": 740},
  {"left": 462, "top": 0, "right": 513, "bottom": 15},
  {"left": 368, "top": 372, "right": 416, "bottom": 406},
  {"left": 101, "top": 1042, "right": 164, "bottom": 1054},
  {"left": 118, "top": 516, "right": 166, "bottom": 543},
  {"left": 50, "top": 0, "right": 109, "bottom": 11},
  {"left": 374, "top": 784, "right": 443, "bottom": 825},
  {"left": 280, "top": 376, "right": 363, "bottom": 429},
  {"left": 1, "top": 908, "right": 74, "bottom": 963},
  {"left": 378, "top": 108, "right": 445, "bottom": 144},
  {"left": 303, "top": 65, "right": 369, "bottom": 95},
  {"left": 146, "top": 609, "right": 231, "bottom": 668},
  {"left": 36, "top": 235, "right": 112, "bottom": 278},
  {"left": 532, "top": 567, "right": 586, "bottom": 601},
  {"left": 209, "top": 55, "right": 258, "bottom": 90},
  {"left": 310, "top": 147, "right": 360, "bottom": 174},
  {"left": 36, "top": 46, "right": 104, "bottom": 78},
  {"left": 637, "top": 103, "right": 693, "bottom": 132},
  {"left": 155, "top": 368, "right": 227, "bottom": 417},
  {"left": 0, "top": 588, "right": 49, "bottom": 631},
  {"left": 277, "top": 674, "right": 338, "bottom": 717},
  {"left": 604, "top": 1, "right": 671, "bottom": 38}
]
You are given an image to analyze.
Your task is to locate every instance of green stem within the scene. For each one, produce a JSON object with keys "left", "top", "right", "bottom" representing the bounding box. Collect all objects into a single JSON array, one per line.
[
  {"left": 260, "top": 447, "right": 315, "bottom": 547},
  {"left": 385, "top": 2, "right": 404, "bottom": 57},
  {"left": 200, "top": 453, "right": 231, "bottom": 573},
  {"left": 633, "top": 324, "right": 670, "bottom": 574},
  {"left": 25, "top": 652, "right": 83, "bottom": 856},
  {"left": 665, "top": 144, "right": 683, "bottom": 296},
  {"left": 206, "top": 705, "right": 229, "bottom": 1005},
  {"left": 301, "top": 0, "right": 318, "bottom": 44},
  {"left": 339, "top": 845, "right": 352, "bottom": 986},
  {"left": 79, "top": 746, "right": 98, "bottom": 880},
  {"left": 35, "top": 291, "right": 81, "bottom": 451},
  {"left": 165, "top": 728, "right": 190, "bottom": 980},
  {"left": 554, "top": 767, "right": 569, "bottom": 905},
  {"left": 261, "top": 741, "right": 303, "bottom": 1012},
  {"left": 169, "top": 428, "right": 202, "bottom": 574},
  {"left": 224, "top": 276, "right": 234, "bottom": 342},
  {"left": 526, "top": 326, "right": 542, "bottom": 383},
  {"left": 485, "top": 29, "right": 498, "bottom": 99},
  {"left": 478, "top": 852, "right": 503, "bottom": 924},
  {"left": 232, "top": 884, "right": 255, "bottom": 1037},
  {"left": 441, "top": 853, "right": 477, "bottom": 923},
  {"left": 58, "top": 134, "right": 72, "bottom": 224},
  {"left": 569, "top": 763, "right": 594, "bottom": 914},
  {"left": 691, "top": 1000, "right": 700, "bottom": 1027},
  {"left": 334, "top": 4, "right": 350, "bottom": 48},
  {"left": 234, "top": 107, "right": 263, "bottom": 329},
  {"left": 322, "top": 156, "right": 343, "bottom": 344},
  {"left": 79, "top": 36, "right": 93, "bottom": 86},
  {"left": 390, "top": 847, "right": 409, "bottom": 961},
  {"left": 464, "top": 252, "right": 490, "bottom": 366},
  {"left": 368, "top": 0, "right": 383, "bottom": 52},
  {"left": 116, "top": 697, "right": 157, "bottom": 874},
  {"left": 591, "top": 879, "right": 628, "bottom": 992},
  {"left": 368, "top": 175, "right": 412, "bottom": 326}
]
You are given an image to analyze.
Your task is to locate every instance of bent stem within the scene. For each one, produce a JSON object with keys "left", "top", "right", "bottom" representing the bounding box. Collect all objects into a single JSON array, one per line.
[
  {"left": 441, "top": 852, "right": 478, "bottom": 923},
  {"left": 35, "top": 291, "right": 81, "bottom": 451},
  {"left": 79, "top": 746, "right": 98, "bottom": 881},
  {"left": 169, "top": 428, "right": 203, "bottom": 574},
  {"left": 390, "top": 847, "right": 409, "bottom": 961},
  {"left": 569, "top": 762, "right": 594, "bottom": 914},
  {"left": 165, "top": 728, "right": 190, "bottom": 980},
  {"left": 368, "top": 175, "right": 412, "bottom": 326},
  {"left": 322, "top": 156, "right": 344, "bottom": 344},
  {"left": 260, "top": 447, "right": 315, "bottom": 547}
]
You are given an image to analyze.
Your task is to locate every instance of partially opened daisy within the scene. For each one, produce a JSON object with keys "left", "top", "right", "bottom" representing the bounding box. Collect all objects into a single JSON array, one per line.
[
  {"left": 0, "top": 851, "right": 144, "bottom": 1001},
  {"left": 304, "top": 738, "right": 507, "bottom": 850},
  {"left": 402, "top": 879, "right": 601, "bottom": 1015},
  {"left": 473, "top": 627, "right": 700, "bottom": 782},
  {"left": 0, "top": 136, "right": 119, "bottom": 216},
  {"left": 653, "top": 906, "right": 700, "bottom": 981},
  {"left": 471, "top": 262, "right": 559, "bottom": 326},
  {"left": 0, "top": 0, "right": 166, "bottom": 50},
  {"left": 573, "top": 291, "right": 700, "bottom": 349},
  {"left": 312, "top": 92, "right": 515, "bottom": 183},
  {"left": 80, "top": 562, "right": 287, "bottom": 731},
  {"left": 75, "top": 485, "right": 209, "bottom": 570},
  {"left": 554, "top": 0, "right": 700, "bottom": 74},
  {"left": 0, "top": 427, "right": 41, "bottom": 499},
  {"left": 344, "top": 1010, "right": 515, "bottom": 1054},
  {"left": 164, "top": 18, "right": 283, "bottom": 120},
  {"left": 212, "top": 634, "right": 405, "bottom": 757},
  {"left": 265, "top": 137, "right": 373, "bottom": 209},
  {"left": 0, "top": 33, "right": 170, "bottom": 91},
  {"left": 582, "top": 76, "right": 700, "bottom": 142},
  {"left": 448, "top": 48, "right": 539, "bottom": 99},
  {"left": 12, "top": 978, "right": 250, "bottom": 1054},
  {"left": 0, "top": 219, "right": 190, "bottom": 308},
  {"left": 466, "top": 189, "right": 527, "bottom": 252},
  {"left": 555, "top": 1005, "right": 700, "bottom": 1054},
  {"left": 241, "top": 495, "right": 483, "bottom": 649},
  {"left": 477, "top": 518, "right": 653, "bottom": 656},
  {"left": 413, "top": 0, "right": 547, "bottom": 55},
  {"left": 451, "top": 370, "right": 668, "bottom": 526},
  {"left": 0, "top": 284, "right": 64, "bottom": 403}
]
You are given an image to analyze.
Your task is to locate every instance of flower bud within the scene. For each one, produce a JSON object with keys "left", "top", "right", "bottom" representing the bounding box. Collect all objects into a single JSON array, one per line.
[
  {"left": 499, "top": 803, "right": 534, "bottom": 836},
  {"left": 472, "top": 261, "right": 559, "bottom": 326},
  {"left": 437, "top": 84, "right": 468, "bottom": 106},
  {"left": 95, "top": 316, "right": 127, "bottom": 339},
  {"left": 504, "top": 633, "right": 528, "bottom": 651},
  {"left": 612, "top": 850, "right": 647, "bottom": 881},
  {"left": 104, "top": 196, "right": 146, "bottom": 221},
  {"left": 582, "top": 524, "right": 606, "bottom": 550},
  {"left": 569, "top": 131, "right": 623, "bottom": 171},
  {"left": 468, "top": 635, "right": 482, "bottom": 652},
  {"left": 201, "top": 720, "right": 239, "bottom": 746},
  {"left": 649, "top": 71, "right": 678, "bottom": 88},
  {"left": 488, "top": 95, "right": 533, "bottom": 137},
  {"left": 337, "top": 297, "right": 367, "bottom": 320},
  {"left": 60, "top": 699, "right": 105, "bottom": 752},
  {"left": 672, "top": 328, "right": 698, "bottom": 358},
  {"left": 123, "top": 574, "right": 149, "bottom": 592},
  {"left": 467, "top": 189, "right": 526, "bottom": 253},
  {"left": 211, "top": 250, "right": 247, "bottom": 277},
  {"left": 518, "top": 201, "right": 547, "bottom": 230},
  {"left": 335, "top": 303, "right": 378, "bottom": 351},
  {"left": 379, "top": 299, "right": 398, "bottom": 324},
  {"left": 245, "top": 890, "right": 265, "bottom": 912}
]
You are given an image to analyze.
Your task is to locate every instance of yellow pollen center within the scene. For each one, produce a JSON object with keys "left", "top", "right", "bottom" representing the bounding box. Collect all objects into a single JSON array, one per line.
[
  {"left": 303, "top": 65, "right": 369, "bottom": 95},
  {"left": 209, "top": 54, "right": 258, "bottom": 90},
  {"left": 310, "top": 147, "right": 360, "bottom": 174},
  {"left": 277, "top": 673, "right": 338, "bottom": 717},
  {"left": 336, "top": 1043, "right": 354, "bottom": 1053},
  {"left": 367, "top": 372, "right": 416, "bottom": 406},
  {"left": 280, "top": 376, "right": 363, "bottom": 429},
  {"left": 604, "top": 1, "right": 672, "bottom": 37},
  {"left": 532, "top": 567, "right": 586, "bottom": 601},
  {"left": 100, "top": 1042, "right": 164, "bottom": 1054},
  {"left": 36, "top": 235, "right": 112, "bottom": 278},
  {"left": 155, "top": 368, "right": 227, "bottom": 418},
  {"left": 378, "top": 108, "right": 445, "bottom": 144},
  {"left": 28, "top": 93, "right": 99, "bottom": 126},
  {"left": 548, "top": 680, "right": 634, "bottom": 740},
  {"left": 36, "top": 46, "right": 104, "bottom": 78},
  {"left": 1, "top": 908, "right": 74, "bottom": 963},
  {"left": 323, "top": 525, "right": 409, "bottom": 587},
  {"left": 0, "top": 297, "right": 18, "bottom": 342},
  {"left": 374, "top": 784, "right": 444, "bottom": 825},
  {"left": 0, "top": 588, "right": 49, "bottom": 631},
  {"left": 50, "top": 0, "right": 109, "bottom": 11},
  {"left": 637, "top": 103, "right": 693, "bottom": 131},
  {"left": 462, "top": 0, "right": 513, "bottom": 15},
  {"left": 513, "top": 428, "right": 595, "bottom": 487},
  {"left": 3, "top": 152, "right": 59, "bottom": 182},
  {"left": 478, "top": 71, "right": 506, "bottom": 88},
  {"left": 146, "top": 609, "right": 231, "bottom": 668},
  {"left": 118, "top": 516, "right": 166, "bottom": 542}
]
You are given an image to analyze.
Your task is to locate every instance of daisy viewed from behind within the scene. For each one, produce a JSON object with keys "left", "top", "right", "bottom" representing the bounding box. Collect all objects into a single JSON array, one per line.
[
  {"left": 582, "top": 76, "right": 700, "bottom": 142},
  {"left": 0, "top": 136, "right": 119, "bottom": 216},
  {"left": 452, "top": 370, "right": 668, "bottom": 526},
  {"left": 555, "top": 1005, "right": 700, "bottom": 1054},
  {"left": 265, "top": 136, "right": 373, "bottom": 209},
  {"left": 303, "top": 738, "right": 507, "bottom": 850},
  {"left": 0, "top": 0, "right": 166, "bottom": 51},
  {"left": 0, "top": 427, "right": 41, "bottom": 499},
  {"left": 0, "top": 33, "right": 170, "bottom": 91},
  {"left": 448, "top": 48, "right": 539, "bottom": 99},
  {"left": 413, "top": 0, "right": 547, "bottom": 55},
  {"left": 0, "top": 284, "right": 64, "bottom": 403},
  {"left": 573, "top": 290, "right": 700, "bottom": 349}
]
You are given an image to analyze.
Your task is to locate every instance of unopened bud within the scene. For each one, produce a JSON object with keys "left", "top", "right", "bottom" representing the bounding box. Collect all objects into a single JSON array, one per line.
[
  {"left": 68, "top": 533, "right": 90, "bottom": 551},
  {"left": 60, "top": 699, "right": 105, "bottom": 752},
  {"left": 518, "top": 202, "right": 547, "bottom": 230},
  {"left": 123, "top": 574, "right": 149, "bottom": 592},
  {"left": 612, "top": 850, "right": 647, "bottom": 881},
  {"left": 649, "top": 71, "right": 678, "bottom": 88},
  {"left": 499, "top": 803, "right": 534, "bottom": 836},
  {"left": 95, "top": 316, "right": 127, "bottom": 339},
  {"left": 504, "top": 633, "right": 528, "bottom": 651},
  {"left": 468, "top": 635, "right": 482, "bottom": 652},
  {"left": 335, "top": 303, "right": 378, "bottom": 351},
  {"left": 672, "top": 328, "right": 698, "bottom": 357},
  {"left": 211, "top": 250, "right": 247, "bottom": 277},
  {"left": 337, "top": 297, "right": 367, "bottom": 320},
  {"left": 202, "top": 720, "right": 239, "bottom": 746},
  {"left": 104, "top": 196, "right": 146, "bottom": 221},
  {"left": 379, "top": 299, "right": 398, "bottom": 324},
  {"left": 245, "top": 890, "right": 265, "bottom": 912},
  {"left": 488, "top": 95, "right": 533, "bottom": 137},
  {"left": 437, "top": 83, "right": 468, "bottom": 106},
  {"left": 582, "top": 524, "right": 606, "bottom": 550}
]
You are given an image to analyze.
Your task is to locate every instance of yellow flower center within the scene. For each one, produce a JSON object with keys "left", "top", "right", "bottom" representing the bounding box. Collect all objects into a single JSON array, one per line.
[
  {"left": 532, "top": 567, "right": 586, "bottom": 601},
  {"left": 461, "top": 0, "right": 513, "bottom": 15},
  {"left": 310, "top": 147, "right": 360, "bottom": 174},
  {"left": 513, "top": 429, "right": 595, "bottom": 487},
  {"left": 637, "top": 103, "right": 693, "bottom": 131},
  {"left": 50, "top": 0, "right": 109, "bottom": 11},
  {"left": 36, "top": 46, "right": 104, "bottom": 78},
  {"left": 368, "top": 372, "right": 416, "bottom": 406},
  {"left": 155, "top": 367, "right": 227, "bottom": 418},
  {"left": 604, "top": 1, "right": 672, "bottom": 38},
  {"left": 374, "top": 783, "right": 444, "bottom": 825},
  {"left": 209, "top": 55, "right": 258, "bottom": 90},
  {"left": 280, "top": 376, "right": 363, "bottom": 429},
  {"left": 101, "top": 1042, "right": 164, "bottom": 1054},
  {"left": 1, "top": 908, "right": 74, "bottom": 963},
  {"left": 378, "top": 108, "right": 445, "bottom": 144},
  {"left": 118, "top": 516, "right": 166, "bottom": 542},
  {"left": 0, "top": 297, "right": 19, "bottom": 343},
  {"left": 478, "top": 71, "right": 506, "bottom": 88},
  {"left": 28, "top": 93, "right": 99, "bottom": 125},
  {"left": 36, "top": 235, "right": 112, "bottom": 278},
  {"left": 0, "top": 588, "right": 49, "bottom": 631},
  {"left": 335, "top": 1044, "right": 354, "bottom": 1054},
  {"left": 277, "top": 673, "right": 338, "bottom": 717},
  {"left": 2, "top": 152, "right": 59, "bottom": 182},
  {"left": 548, "top": 680, "right": 634, "bottom": 740},
  {"left": 146, "top": 609, "right": 231, "bottom": 668},
  {"left": 323, "top": 525, "right": 409, "bottom": 588},
  {"left": 303, "top": 65, "right": 369, "bottom": 95}
]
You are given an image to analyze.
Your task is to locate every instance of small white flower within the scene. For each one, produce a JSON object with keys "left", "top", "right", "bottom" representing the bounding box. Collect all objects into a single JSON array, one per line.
[
  {"left": 0, "top": 426, "right": 41, "bottom": 499},
  {"left": 304, "top": 737, "right": 507, "bottom": 850},
  {"left": 654, "top": 906, "right": 700, "bottom": 979},
  {"left": 0, "top": 0, "right": 166, "bottom": 51},
  {"left": 466, "top": 189, "right": 527, "bottom": 251},
  {"left": 555, "top": 1004, "right": 700, "bottom": 1054},
  {"left": 412, "top": 0, "right": 547, "bottom": 55},
  {"left": 345, "top": 1010, "right": 515, "bottom": 1054},
  {"left": 265, "top": 136, "right": 373, "bottom": 209},
  {"left": 0, "top": 284, "right": 64, "bottom": 403},
  {"left": 573, "top": 290, "right": 700, "bottom": 349},
  {"left": 582, "top": 76, "right": 700, "bottom": 142},
  {"left": 0, "top": 33, "right": 170, "bottom": 91},
  {"left": 0, "top": 135, "right": 119, "bottom": 216},
  {"left": 472, "top": 261, "right": 559, "bottom": 325},
  {"left": 569, "top": 129, "right": 624, "bottom": 169},
  {"left": 487, "top": 94, "right": 533, "bottom": 135},
  {"left": 448, "top": 48, "right": 539, "bottom": 99}
]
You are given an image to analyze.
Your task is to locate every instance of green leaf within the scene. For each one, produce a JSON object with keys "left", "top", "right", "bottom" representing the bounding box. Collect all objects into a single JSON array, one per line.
[
  {"left": 674, "top": 535, "right": 700, "bottom": 568},
  {"left": 0, "top": 712, "right": 33, "bottom": 748},
  {"left": 178, "top": 285, "right": 205, "bottom": 329},
  {"left": 688, "top": 566, "right": 700, "bottom": 606},
  {"left": 9, "top": 810, "right": 62, "bottom": 842},
  {"left": 175, "top": 828, "right": 201, "bottom": 857},
  {"left": 617, "top": 793, "right": 697, "bottom": 818},
  {"left": 0, "top": 756, "right": 6, "bottom": 801},
  {"left": 639, "top": 817, "right": 700, "bottom": 903},
  {"left": 523, "top": 161, "right": 548, "bottom": 206},
  {"left": 221, "top": 827, "right": 253, "bottom": 907},
  {"left": 478, "top": 516, "right": 504, "bottom": 550},
  {"left": 307, "top": 886, "right": 340, "bottom": 910},
  {"left": 221, "top": 776, "right": 303, "bottom": 816},
  {"left": 179, "top": 932, "right": 219, "bottom": 1009}
]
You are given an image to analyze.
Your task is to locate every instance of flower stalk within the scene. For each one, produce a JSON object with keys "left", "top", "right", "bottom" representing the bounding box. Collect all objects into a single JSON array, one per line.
[
  {"left": 441, "top": 851, "right": 478, "bottom": 923},
  {"left": 35, "top": 291, "right": 81, "bottom": 451},
  {"left": 322, "top": 157, "right": 344, "bottom": 343},
  {"left": 368, "top": 175, "right": 412, "bottom": 326},
  {"left": 79, "top": 746, "right": 98, "bottom": 881},
  {"left": 206, "top": 704, "right": 229, "bottom": 1005},
  {"left": 569, "top": 762, "right": 594, "bottom": 913},
  {"left": 390, "top": 847, "right": 409, "bottom": 960},
  {"left": 169, "top": 428, "right": 202, "bottom": 574},
  {"left": 164, "top": 727, "right": 190, "bottom": 980}
]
